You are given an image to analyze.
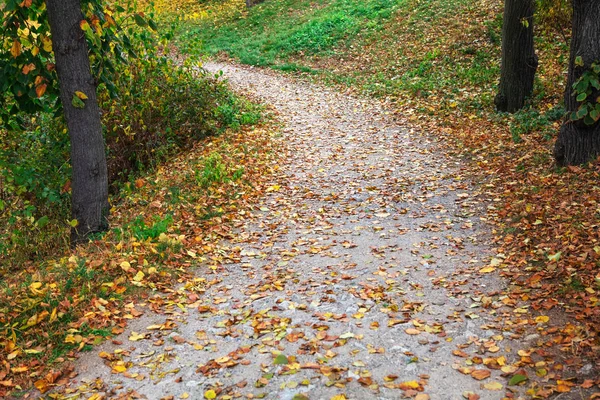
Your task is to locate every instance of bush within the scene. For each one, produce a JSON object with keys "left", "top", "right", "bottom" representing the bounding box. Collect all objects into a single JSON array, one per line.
[{"left": 0, "top": 3, "right": 262, "bottom": 265}]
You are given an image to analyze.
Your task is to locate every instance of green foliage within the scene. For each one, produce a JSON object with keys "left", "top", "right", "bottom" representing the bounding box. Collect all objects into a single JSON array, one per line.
[
  {"left": 128, "top": 214, "right": 173, "bottom": 240},
  {"left": 195, "top": 152, "right": 244, "bottom": 188},
  {"left": 0, "top": 1, "right": 263, "bottom": 264},
  {"left": 176, "top": 0, "right": 404, "bottom": 66},
  {"left": 570, "top": 60, "right": 600, "bottom": 126},
  {"left": 510, "top": 105, "right": 565, "bottom": 143}
]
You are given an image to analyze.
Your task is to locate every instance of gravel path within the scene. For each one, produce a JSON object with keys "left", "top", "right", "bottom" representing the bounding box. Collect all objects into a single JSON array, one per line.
[{"left": 67, "top": 63, "right": 516, "bottom": 400}]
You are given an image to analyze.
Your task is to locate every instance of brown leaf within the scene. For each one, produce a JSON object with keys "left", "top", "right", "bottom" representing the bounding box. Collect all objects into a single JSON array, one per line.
[{"left": 470, "top": 369, "right": 491, "bottom": 380}]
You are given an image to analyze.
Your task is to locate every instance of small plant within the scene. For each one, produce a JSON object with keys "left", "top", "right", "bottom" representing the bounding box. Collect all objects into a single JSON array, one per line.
[
  {"left": 128, "top": 214, "right": 173, "bottom": 241},
  {"left": 195, "top": 152, "right": 244, "bottom": 189},
  {"left": 510, "top": 105, "right": 565, "bottom": 143},
  {"left": 570, "top": 59, "right": 600, "bottom": 126}
]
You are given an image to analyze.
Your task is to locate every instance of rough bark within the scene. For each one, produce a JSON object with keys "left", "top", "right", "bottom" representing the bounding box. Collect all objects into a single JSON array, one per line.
[
  {"left": 494, "top": 0, "right": 538, "bottom": 113},
  {"left": 554, "top": 0, "right": 600, "bottom": 166},
  {"left": 46, "top": 0, "right": 109, "bottom": 243}
]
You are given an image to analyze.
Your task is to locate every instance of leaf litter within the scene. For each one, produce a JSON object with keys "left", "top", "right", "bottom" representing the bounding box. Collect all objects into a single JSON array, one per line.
[{"left": 20, "top": 62, "right": 600, "bottom": 399}]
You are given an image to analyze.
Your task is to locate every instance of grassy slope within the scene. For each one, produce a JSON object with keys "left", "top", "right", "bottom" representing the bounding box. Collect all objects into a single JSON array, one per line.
[{"left": 179, "top": 0, "right": 600, "bottom": 395}]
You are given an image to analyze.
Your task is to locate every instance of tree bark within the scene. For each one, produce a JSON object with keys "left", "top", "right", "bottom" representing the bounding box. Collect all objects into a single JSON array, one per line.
[
  {"left": 554, "top": 0, "right": 600, "bottom": 166},
  {"left": 46, "top": 0, "right": 109, "bottom": 244},
  {"left": 494, "top": 0, "right": 538, "bottom": 113}
]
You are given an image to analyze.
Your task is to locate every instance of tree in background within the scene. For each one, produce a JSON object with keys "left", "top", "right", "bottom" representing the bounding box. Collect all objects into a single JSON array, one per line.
[
  {"left": 554, "top": 0, "right": 600, "bottom": 166},
  {"left": 246, "top": 0, "right": 265, "bottom": 8},
  {"left": 495, "top": 0, "right": 538, "bottom": 113},
  {"left": 46, "top": 0, "right": 109, "bottom": 243}
]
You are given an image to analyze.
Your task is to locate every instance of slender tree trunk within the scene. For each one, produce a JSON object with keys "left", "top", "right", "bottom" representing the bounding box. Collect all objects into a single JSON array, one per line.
[
  {"left": 494, "top": 0, "right": 538, "bottom": 113},
  {"left": 46, "top": 0, "right": 109, "bottom": 244},
  {"left": 554, "top": 0, "right": 600, "bottom": 166}
]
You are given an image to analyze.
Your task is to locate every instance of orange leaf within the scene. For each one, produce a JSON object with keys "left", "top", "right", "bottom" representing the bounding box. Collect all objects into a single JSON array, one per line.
[
  {"left": 471, "top": 369, "right": 491, "bottom": 380},
  {"left": 397, "top": 380, "right": 421, "bottom": 390},
  {"left": 36, "top": 84, "right": 47, "bottom": 98},
  {"left": 10, "top": 40, "right": 21, "bottom": 58},
  {"left": 22, "top": 63, "right": 35, "bottom": 74},
  {"left": 34, "top": 379, "right": 49, "bottom": 393}
]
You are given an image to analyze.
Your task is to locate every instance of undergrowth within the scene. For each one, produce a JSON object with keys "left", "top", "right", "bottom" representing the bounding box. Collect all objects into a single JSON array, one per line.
[{"left": 0, "top": 13, "right": 262, "bottom": 266}]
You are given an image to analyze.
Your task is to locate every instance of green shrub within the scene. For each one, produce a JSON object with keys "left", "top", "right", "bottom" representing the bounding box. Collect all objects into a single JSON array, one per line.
[{"left": 0, "top": 4, "right": 262, "bottom": 265}]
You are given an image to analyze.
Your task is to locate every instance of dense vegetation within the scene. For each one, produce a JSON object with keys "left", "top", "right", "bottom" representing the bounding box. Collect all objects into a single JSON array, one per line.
[{"left": 0, "top": 1, "right": 260, "bottom": 263}]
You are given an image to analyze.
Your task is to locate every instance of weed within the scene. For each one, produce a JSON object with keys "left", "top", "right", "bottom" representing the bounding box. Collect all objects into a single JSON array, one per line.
[
  {"left": 195, "top": 152, "right": 244, "bottom": 189},
  {"left": 509, "top": 105, "right": 565, "bottom": 143},
  {"left": 128, "top": 214, "right": 174, "bottom": 241}
]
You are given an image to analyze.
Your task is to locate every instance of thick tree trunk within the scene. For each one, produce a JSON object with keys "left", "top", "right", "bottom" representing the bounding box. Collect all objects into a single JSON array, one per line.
[
  {"left": 554, "top": 0, "right": 600, "bottom": 166},
  {"left": 494, "top": 0, "right": 538, "bottom": 113},
  {"left": 46, "top": 0, "right": 109, "bottom": 244}
]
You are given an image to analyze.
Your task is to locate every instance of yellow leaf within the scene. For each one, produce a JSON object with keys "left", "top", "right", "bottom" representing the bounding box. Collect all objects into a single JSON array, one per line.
[
  {"left": 112, "top": 365, "right": 127, "bottom": 373},
  {"left": 11, "top": 366, "right": 28, "bottom": 373},
  {"left": 7, "top": 350, "right": 20, "bottom": 360},
  {"left": 30, "top": 282, "right": 42, "bottom": 290},
  {"left": 49, "top": 307, "right": 57, "bottom": 323},
  {"left": 501, "top": 365, "right": 518, "bottom": 374},
  {"left": 74, "top": 91, "right": 88, "bottom": 100},
  {"left": 479, "top": 266, "right": 496, "bottom": 273},
  {"left": 41, "top": 36, "right": 52, "bottom": 52},
  {"left": 34, "top": 379, "right": 49, "bottom": 394},
  {"left": 120, "top": 261, "right": 131, "bottom": 271},
  {"left": 330, "top": 396, "right": 347, "bottom": 400},
  {"left": 11, "top": 40, "right": 21, "bottom": 58},
  {"left": 398, "top": 380, "right": 421, "bottom": 390},
  {"left": 128, "top": 332, "right": 145, "bottom": 341},
  {"left": 484, "top": 381, "right": 503, "bottom": 391},
  {"left": 535, "top": 315, "right": 549, "bottom": 323},
  {"left": 204, "top": 390, "right": 217, "bottom": 399},
  {"left": 133, "top": 270, "right": 145, "bottom": 282}
]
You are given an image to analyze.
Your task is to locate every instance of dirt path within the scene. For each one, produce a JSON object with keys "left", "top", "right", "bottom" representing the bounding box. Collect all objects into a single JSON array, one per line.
[{"left": 67, "top": 63, "right": 518, "bottom": 400}]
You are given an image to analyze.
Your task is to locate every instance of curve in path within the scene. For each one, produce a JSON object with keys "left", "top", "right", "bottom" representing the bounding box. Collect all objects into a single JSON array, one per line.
[{"left": 69, "top": 62, "right": 514, "bottom": 400}]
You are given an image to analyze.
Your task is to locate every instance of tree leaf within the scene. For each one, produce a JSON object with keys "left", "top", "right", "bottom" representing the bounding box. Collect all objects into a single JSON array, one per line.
[
  {"left": 134, "top": 13, "right": 148, "bottom": 27},
  {"left": 75, "top": 91, "right": 88, "bottom": 100},
  {"left": 508, "top": 374, "right": 528, "bottom": 385},
  {"left": 71, "top": 95, "right": 85, "bottom": 109},
  {"left": 471, "top": 369, "right": 491, "bottom": 380},
  {"left": 273, "top": 354, "right": 288, "bottom": 365}
]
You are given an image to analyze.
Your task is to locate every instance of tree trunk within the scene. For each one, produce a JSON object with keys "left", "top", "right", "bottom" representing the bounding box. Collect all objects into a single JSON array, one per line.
[
  {"left": 46, "top": 0, "right": 109, "bottom": 244},
  {"left": 494, "top": 0, "right": 538, "bottom": 113},
  {"left": 554, "top": 0, "right": 600, "bottom": 166}
]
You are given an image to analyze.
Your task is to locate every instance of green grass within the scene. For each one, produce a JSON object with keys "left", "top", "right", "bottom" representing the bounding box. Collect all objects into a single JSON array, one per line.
[{"left": 178, "top": 0, "right": 406, "bottom": 66}]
